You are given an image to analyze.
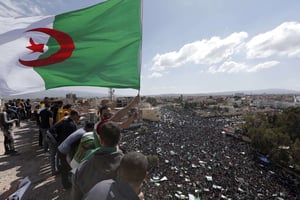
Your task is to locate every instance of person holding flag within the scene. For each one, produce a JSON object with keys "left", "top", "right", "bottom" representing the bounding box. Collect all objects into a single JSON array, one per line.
[{"left": 70, "top": 95, "right": 140, "bottom": 169}]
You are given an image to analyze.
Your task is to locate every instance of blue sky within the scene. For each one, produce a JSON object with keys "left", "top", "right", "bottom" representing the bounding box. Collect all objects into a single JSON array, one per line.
[{"left": 1, "top": 0, "right": 300, "bottom": 96}]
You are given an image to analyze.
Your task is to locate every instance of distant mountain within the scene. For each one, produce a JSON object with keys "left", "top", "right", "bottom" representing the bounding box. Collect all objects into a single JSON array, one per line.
[
  {"left": 212, "top": 88, "right": 300, "bottom": 95},
  {"left": 151, "top": 88, "right": 300, "bottom": 97}
]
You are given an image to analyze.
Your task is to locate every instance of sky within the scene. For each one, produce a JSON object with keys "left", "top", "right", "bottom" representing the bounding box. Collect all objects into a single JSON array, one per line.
[{"left": 1, "top": 0, "right": 300, "bottom": 96}]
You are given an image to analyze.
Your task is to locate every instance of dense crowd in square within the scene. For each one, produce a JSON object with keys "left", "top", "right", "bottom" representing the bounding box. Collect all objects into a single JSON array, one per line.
[{"left": 122, "top": 105, "right": 300, "bottom": 199}]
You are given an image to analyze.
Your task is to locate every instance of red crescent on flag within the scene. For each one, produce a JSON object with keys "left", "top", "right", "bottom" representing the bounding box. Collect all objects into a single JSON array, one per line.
[{"left": 19, "top": 28, "right": 75, "bottom": 67}]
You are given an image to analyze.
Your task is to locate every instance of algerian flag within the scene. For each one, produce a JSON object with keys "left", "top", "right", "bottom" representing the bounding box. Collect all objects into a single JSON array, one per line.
[{"left": 0, "top": 0, "right": 142, "bottom": 97}]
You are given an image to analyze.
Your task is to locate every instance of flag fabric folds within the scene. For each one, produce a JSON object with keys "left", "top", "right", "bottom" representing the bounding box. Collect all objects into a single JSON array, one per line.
[{"left": 0, "top": 0, "right": 142, "bottom": 96}]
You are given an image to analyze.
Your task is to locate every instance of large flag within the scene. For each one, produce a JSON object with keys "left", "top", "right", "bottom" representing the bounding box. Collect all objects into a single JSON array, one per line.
[{"left": 0, "top": 0, "right": 142, "bottom": 96}]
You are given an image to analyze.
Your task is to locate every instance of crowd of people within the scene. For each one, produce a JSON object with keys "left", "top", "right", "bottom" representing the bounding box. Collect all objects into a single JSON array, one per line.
[
  {"left": 121, "top": 105, "right": 299, "bottom": 199},
  {"left": 0, "top": 98, "right": 34, "bottom": 155},
  {"left": 1, "top": 97, "right": 299, "bottom": 199},
  {"left": 1, "top": 95, "right": 148, "bottom": 200}
]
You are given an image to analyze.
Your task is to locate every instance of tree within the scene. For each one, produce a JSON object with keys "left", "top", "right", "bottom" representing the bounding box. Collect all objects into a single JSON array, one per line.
[
  {"left": 249, "top": 128, "right": 276, "bottom": 154},
  {"left": 283, "top": 107, "right": 300, "bottom": 140},
  {"left": 145, "top": 97, "right": 158, "bottom": 107},
  {"left": 271, "top": 149, "right": 290, "bottom": 164},
  {"left": 243, "top": 107, "right": 300, "bottom": 167},
  {"left": 291, "top": 139, "right": 300, "bottom": 165}
]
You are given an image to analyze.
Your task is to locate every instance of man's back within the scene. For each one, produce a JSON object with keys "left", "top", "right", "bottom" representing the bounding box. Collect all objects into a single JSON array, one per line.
[
  {"left": 54, "top": 118, "right": 77, "bottom": 144},
  {"left": 83, "top": 151, "right": 148, "bottom": 200},
  {"left": 39, "top": 108, "right": 53, "bottom": 129},
  {"left": 71, "top": 148, "right": 124, "bottom": 200}
]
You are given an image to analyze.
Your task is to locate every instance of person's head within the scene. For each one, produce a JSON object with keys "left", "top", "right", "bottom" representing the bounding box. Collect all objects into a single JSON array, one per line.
[
  {"left": 57, "top": 100, "right": 63, "bottom": 107},
  {"left": 69, "top": 110, "right": 80, "bottom": 123},
  {"left": 45, "top": 103, "right": 51, "bottom": 109},
  {"left": 84, "top": 121, "right": 95, "bottom": 132},
  {"left": 96, "top": 121, "right": 120, "bottom": 147},
  {"left": 99, "top": 105, "right": 112, "bottom": 120},
  {"left": 118, "top": 152, "right": 148, "bottom": 193},
  {"left": 44, "top": 97, "right": 49, "bottom": 103}
]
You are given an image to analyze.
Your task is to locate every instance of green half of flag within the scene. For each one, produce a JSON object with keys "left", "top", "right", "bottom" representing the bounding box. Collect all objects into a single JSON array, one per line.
[{"left": 36, "top": 0, "right": 142, "bottom": 90}]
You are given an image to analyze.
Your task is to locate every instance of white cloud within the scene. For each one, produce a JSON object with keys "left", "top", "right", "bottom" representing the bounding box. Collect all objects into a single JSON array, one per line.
[
  {"left": 208, "top": 61, "right": 247, "bottom": 74},
  {"left": 151, "top": 32, "right": 248, "bottom": 72},
  {"left": 247, "top": 61, "right": 280, "bottom": 72},
  {"left": 208, "top": 60, "right": 279, "bottom": 74},
  {"left": 150, "top": 21, "right": 298, "bottom": 76},
  {"left": 148, "top": 72, "right": 163, "bottom": 78},
  {"left": 246, "top": 21, "right": 300, "bottom": 59}
]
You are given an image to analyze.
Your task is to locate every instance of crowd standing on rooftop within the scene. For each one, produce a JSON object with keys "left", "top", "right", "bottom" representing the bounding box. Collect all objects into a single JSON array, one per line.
[{"left": 32, "top": 95, "right": 142, "bottom": 198}]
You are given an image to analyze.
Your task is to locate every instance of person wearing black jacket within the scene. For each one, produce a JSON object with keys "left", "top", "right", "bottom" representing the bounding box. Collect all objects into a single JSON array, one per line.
[
  {"left": 39, "top": 103, "right": 53, "bottom": 153},
  {"left": 47, "top": 110, "right": 79, "bottom": 183}
]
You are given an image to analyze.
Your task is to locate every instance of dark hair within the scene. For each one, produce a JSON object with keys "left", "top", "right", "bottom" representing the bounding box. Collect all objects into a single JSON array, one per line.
[
  {"left": 45, "top": 103, "right": 51, "bottom": 108},
  {"left": 63, "top": 104, "right": 72, "bottom": 109},
  {"left": 69, "top": 110, "right": 79, "bottom": 117},
  {"left": 84, "top": 122, "right": 95, "bottom": 130},
  {"left": 57, "top": 100, "right": 63, "bottom": 106},
  {"left": 98, "top": 121, "right": 120, "bottom": 147}
]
